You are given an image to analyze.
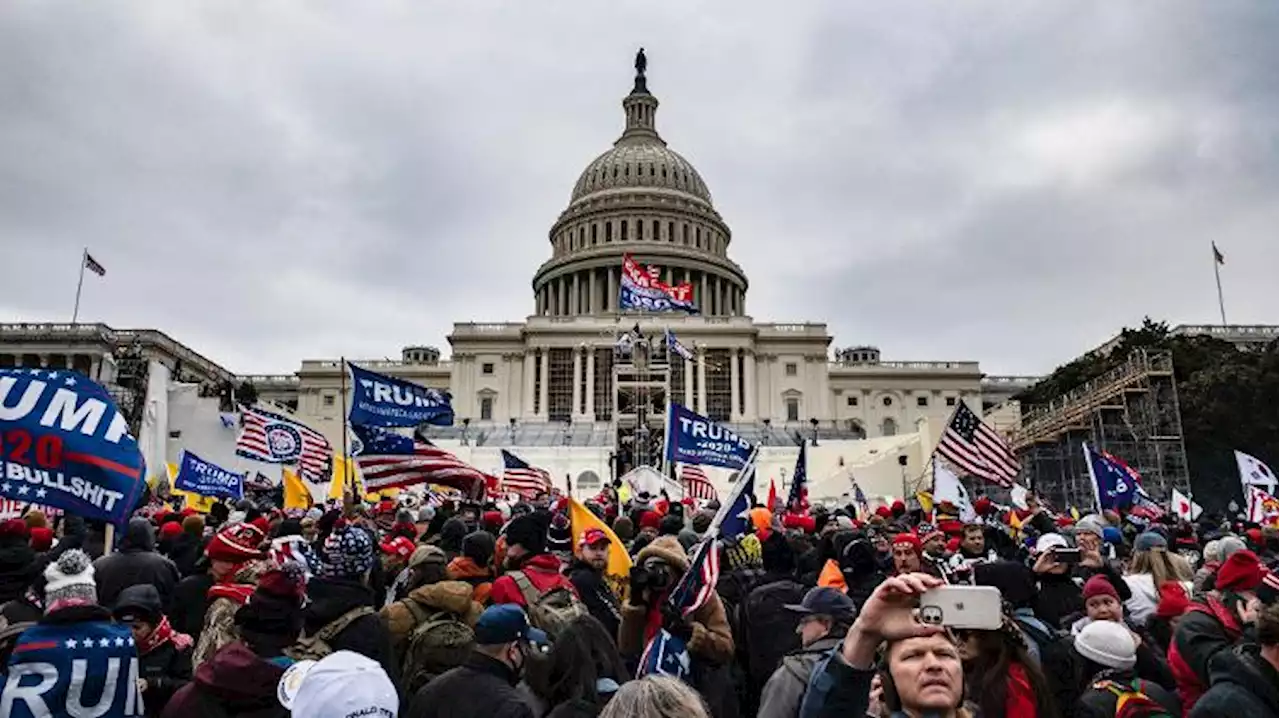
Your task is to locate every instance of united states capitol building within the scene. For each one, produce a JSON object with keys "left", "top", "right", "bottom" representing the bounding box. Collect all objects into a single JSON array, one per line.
[{"left": 5, "top": 55, "right": 1272, "bottom": 502}]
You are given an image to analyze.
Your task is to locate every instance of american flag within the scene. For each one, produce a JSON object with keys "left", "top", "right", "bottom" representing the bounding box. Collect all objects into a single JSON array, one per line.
[
  {"left": 236, "top": 406, "right": 332, "bottom": 483},
  {"left": 352, "top": 424, "right": 492, "bottom": 498},
  {"left": 935, "top": 400, "right": 1020, "bottom": 486},
  {"left": 788, "top": 444, "right": 809, "bottom": 512},
  {"left": 681, "top": 464, "right": 718, "bottom": 501},
  {"left": 668, "top": 536, "right": 720, "bottom": 617},
  {"left": 501, "top": 450, "right": 552, "bottom": 498}
]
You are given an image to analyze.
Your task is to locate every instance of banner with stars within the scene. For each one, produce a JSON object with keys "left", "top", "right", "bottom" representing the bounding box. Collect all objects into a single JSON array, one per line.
[
  {"left": 0, "top": 367, "right": 146, "bottom": 526},
  {"left": 2, "top": 619, "right": 144, "bottom": 716}
]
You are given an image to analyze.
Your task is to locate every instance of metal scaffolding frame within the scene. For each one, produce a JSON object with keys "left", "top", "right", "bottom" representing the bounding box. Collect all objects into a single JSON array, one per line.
[{"left": 1009, "top": 350, "right": 1190, "bottom": 511}]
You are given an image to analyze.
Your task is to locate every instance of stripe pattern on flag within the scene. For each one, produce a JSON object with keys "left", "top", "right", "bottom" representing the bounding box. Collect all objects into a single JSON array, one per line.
[
  {"left": 668, "top": 537, "right": 720, "bottom": 617},
  {"left": 353, "top": 424, "right": 492, "bottom": 498},
  {"left": 235, "top": 406, "right": 332, "bottom": 482},
  {"left": 680, "top": 465, "right": 718, "bottom": 501},
  {"left": 935, "top": 400, "right": 1020, "bottom": 486},
  {"left": 501, "top": 450, "right": 552, "bottom": 498}
]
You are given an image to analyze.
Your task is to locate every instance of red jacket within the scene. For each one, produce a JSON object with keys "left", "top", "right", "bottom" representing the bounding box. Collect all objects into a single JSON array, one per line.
[{"left": 489, "top": 553, "right": 577, "bottom": 607}]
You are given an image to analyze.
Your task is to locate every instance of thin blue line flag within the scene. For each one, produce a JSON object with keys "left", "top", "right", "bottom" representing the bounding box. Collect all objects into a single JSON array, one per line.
[
  {"left": 348, "top": 363, "right": 454, "bottom": 428},
  {"left": 0, "top": 368, "right": 146, "bottom": 526},
  {"left": 174, "top": 449, "right": 245, "bottom": 501},
  {"left": 666, "top": 403, "right": 754, "bottom": 471}
]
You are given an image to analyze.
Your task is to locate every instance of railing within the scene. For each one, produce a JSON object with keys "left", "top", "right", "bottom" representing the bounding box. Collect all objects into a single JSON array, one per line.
[
  {"left": 304, "top": 359, "right": 453, "bottom": 371},
  {"left": 831, "top": 360, "right": 980, "bottom": 372},
  {"left": 451, "top": 323, "right": 525, "bottom": 333},
  {"left": 237, "top": 374, "right": 300, "bottom": 384},
  {"left": 982, "top": 375, "right": 1042, "bottom": 387},
  {"left": 1171, "top": 324, "right": 1278, "bottom": 339}
]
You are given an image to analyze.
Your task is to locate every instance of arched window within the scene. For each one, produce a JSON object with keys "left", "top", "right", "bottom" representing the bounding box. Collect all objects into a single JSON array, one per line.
[
  {"left": 577, "top": 470, "right": 601, "bottom": 491},
  {"left": 881, "top": 418, "right": 898, "bottom": 437}
]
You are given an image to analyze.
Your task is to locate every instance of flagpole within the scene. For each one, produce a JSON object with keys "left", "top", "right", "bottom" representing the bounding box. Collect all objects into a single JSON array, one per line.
[
  {"left": 71, "top": 247, "right": 87, "bottom": 324},
  {"left": 1212, "top": 244, "right": 1227, "bottom": 326},
  {"left": 340, "top": 357, "right": 351, "bottom": 495}
]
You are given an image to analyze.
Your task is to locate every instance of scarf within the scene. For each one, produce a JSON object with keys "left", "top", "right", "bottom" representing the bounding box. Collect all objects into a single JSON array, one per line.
[
  {"left": 207, "top": 582, "right": 256, "bottom": 605},
  {"left": 138, "top": 615, "right": 193, "bottom": 655}
]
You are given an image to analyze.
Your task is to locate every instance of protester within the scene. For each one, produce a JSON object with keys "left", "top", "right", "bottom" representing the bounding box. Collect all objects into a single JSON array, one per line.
[
  {"left": 0, "top": 519, "right": 38, "bottom": 607},
  {"left": 1072, "top": 619, "right": 1181, "bottom": 716},
  {"left": 277, "top": 650, "right": 400, "bottom": 718},
  {"left": 740, "top": 531, "right": 807, "bottom": 713},
  {"left": 170, "top": 522, "right": 266, "bottom": 641},
  {"left": 114, "top": 583, "right": 194, "bottom": 716},
  {"left": 381, "top": 544, "right": 481, "bottom": 685},
  {"left": 304, "top": 523, "right": 397, "bottom": 677},
  {"left": 162, "top": 565, "right": 306, "bottom": 718},
  {"left": 757, "top": 587, "right": 854, "bottom": 718},
  {"left": 92, "top": 516, "right": 182, "bottom": 608},
  {"left": 568, "top": 528, "right": 623, "bottom": 642},
  {"left": 1123, "top": 531, "right": 1194, "bottom": 624},
  {"left": 529, "top": 614, "right": 629, "bottom": 718},
  {"left": 1189, "top": 601, "right": 1278, "bottom": 717},
  {"left": 405, "top": 604, "right": 549, "bottom": 718},
  {"left": 598, "top": 675, "right": 710, "bottom": 718},
  {"left": 489, "top": 514, "right": 582, "bottom": 632},
  {"left": 448, "top": 530, "right": 497, "bottom": 604},
  {"left": 889, "top": 533, "right": 923, "bottom": 575},
  {"left": 956, "top": 618, "right": 1058, "bottom": 717}
]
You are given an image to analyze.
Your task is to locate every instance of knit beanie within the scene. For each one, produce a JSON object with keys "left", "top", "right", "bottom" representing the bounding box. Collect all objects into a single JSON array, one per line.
[
  {"left": 973, "top": 561, "right": 1038, "bottom": 609},
  {"left": 690, "top": 511, "right": 713, "bottom": 534},
  {"left": 658, "top": 514, "right": 684, "bottom": 537},
  {"left": 1216, "top": 549, "right": 1266, "bottom": 593},
  {"left": 611, "top": 516, "right": 635, "bottom": 542},
  {"left": 1082, "top": 574, "right": 1120, "bottom": 602},
  {"left": 159, "top": 522, "right": 184, "bottom": 541},
  {"left": 29, "top": 527, "right": 55, "bottom": 552},
  {"left": 235, "top": 562, "right": 307, "bottom": 638},
  {"left": 206, "top": 523, "right": 267, "bottom": 562},
  {"left": 1134, "top": 532, "right": 1167, "bottom": 552},
  {"left": 320, "top": 525, "right": 376, "bottom": 579},
  {"left": 892, "top": 533, "right": 922, "bottom": 555},
  {"left": 462, "top": 531, "right": 496, "bottom": 567},
  {"left": 1154, "top": 581, "right": 1191, "bottom": 619},
  {"left": 1217, "top": 536, "right": 1247, "bottom": 559},
  {"left": 546, "top": 513, "right": 573, "bottom": 554},
  {"left": 44, "top": 549, "right": 96, "bottom": 611},
  {"left": 1073, "top": 620, "right": 1136, "bottom": 669}
]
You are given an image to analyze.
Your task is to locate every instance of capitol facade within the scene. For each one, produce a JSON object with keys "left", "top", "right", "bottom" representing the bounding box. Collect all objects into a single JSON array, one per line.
[{"left": 0, "top": 56, "right": 1045, "bottom": 501}]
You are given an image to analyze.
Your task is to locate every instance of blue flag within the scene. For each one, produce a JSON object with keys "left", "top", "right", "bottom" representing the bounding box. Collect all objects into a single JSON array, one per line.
[
  {"left": 348, "top": 363, "right": 454, "bottom": 428},
  {"left": 2, "top": 615, "right": 144, "bottom": 716},
  {"left": 1083, "top": 443, "right": 1139, "bottom": 511},
  {"left": 637, "top": 628, "right": 692, "bottom": 682},
  {"left": 0, "top": 368, "right": 145, "bottom": 526},
  {"left": 665, "top": 329, "right": 693, "bottom": 361},
  {"left": 666, "top": 403, "right": 754, "bottom": 470},
  {"left": 173, "top": 449, "right": 244, "bottom": 501},
  {"left": 718, "top": 467, "right": 757, "bottom": 540}
]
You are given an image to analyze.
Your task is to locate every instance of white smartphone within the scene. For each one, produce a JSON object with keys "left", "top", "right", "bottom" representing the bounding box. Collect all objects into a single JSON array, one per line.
[{"left": 918, "top": 585, "right": 1003, "bottom": 631}]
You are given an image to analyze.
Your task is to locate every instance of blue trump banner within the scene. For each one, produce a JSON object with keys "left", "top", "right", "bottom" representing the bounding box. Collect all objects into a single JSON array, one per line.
[
  {"left": 2, "top": 617, "right": 144, "bottom": 716},
  {"left": 1083, "top": 443, "right": 1140, "bottom": 511},
  {"left": 173, "top": 449, "right": 244, "bottom": 501},
  {"left": 348, "top": 363, "right": 454, "bottom": 428},
  {"left": 0, "top": 368, "right": 145, "bottom": 526},
  {"left": 665, "top": 403, "right": 754, "bottom": 470}
]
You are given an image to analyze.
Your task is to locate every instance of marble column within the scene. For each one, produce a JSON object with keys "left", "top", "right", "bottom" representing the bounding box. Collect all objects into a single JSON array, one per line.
[
  {"left": 683, "top": 358, "right": 694, "bottom": 407},
  {"left": 743, "top": 350, "right": 756, "bottom": 420},
  {"left": 730, "top": 348, "right": 741, "bottom": 421},
  {"left": 607, "top": 268, "right": 617, "bottom": 312},
  {"left": 571, "top": 348, "right": 583, "bottom": 418},
  {"left": 585, "top": 348, "right": 596, "bottom": 418},
  {"left": 700, "top": 272, "right": 708, "bottom": 315},
  {"left": 538, "top": 351, "right": 549, "bottom": 419},
  {"left": 696, "top": 348, "right": 708, "bottom": 414},
  {"left": 571, "top": 273, "right": 580, "bottom": 315},
  {"left": 588, "top": 269, "right": 597, "bottom": 314},
  {"left": 523, "top": 351, "right": 536, "bottom": 418}
]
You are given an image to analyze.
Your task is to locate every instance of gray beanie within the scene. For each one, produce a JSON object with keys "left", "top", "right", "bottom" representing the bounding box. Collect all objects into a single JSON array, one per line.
[
  {"left": 1217, "top": 535, "right": 1247, "bottom": 559},
  {"left": 1134, "top": 532, "right": 1167, "bottom": 552}
]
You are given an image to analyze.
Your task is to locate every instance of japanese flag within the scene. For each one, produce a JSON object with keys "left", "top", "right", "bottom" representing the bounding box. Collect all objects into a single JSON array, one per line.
[{"left": 1171, "top": 488, "right": 1202, "bottom": 521}]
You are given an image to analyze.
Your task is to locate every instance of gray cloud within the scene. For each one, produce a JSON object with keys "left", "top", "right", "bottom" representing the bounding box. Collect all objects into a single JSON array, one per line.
[{"left": 1, "top": 1, "right": 1274, "bottom": 375}]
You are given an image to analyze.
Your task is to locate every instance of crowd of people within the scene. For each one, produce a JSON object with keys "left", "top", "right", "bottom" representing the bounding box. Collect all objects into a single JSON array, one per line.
[{"left": 0, "top": 485, "right": 1275, "bottom": 718}]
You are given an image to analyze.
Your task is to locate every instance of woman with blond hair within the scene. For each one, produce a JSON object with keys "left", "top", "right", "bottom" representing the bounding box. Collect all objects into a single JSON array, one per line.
[
  {"left": 599, "top": 675, "right": 709, "bottom": 718},
  {"left": 1123, "top": 532, "right": 1194, "bottom": 624}
]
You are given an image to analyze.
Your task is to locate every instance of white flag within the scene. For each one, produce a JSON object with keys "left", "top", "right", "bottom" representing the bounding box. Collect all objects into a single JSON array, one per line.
[
  {"left": 933, "top": 459, "right": 976, "bottom": 523},
  {"left": 1235, "top": 450, "right": 1278, "bottom": 495},
  {"left": 1009, "top": 483, "right": 1029, "bottom": 511},
  {"left": 1171, "top": 488, "right": 1202, "bottom": 521},
  {"left": 1246, "top": 484, "right": 1278, "bottom": 523}
]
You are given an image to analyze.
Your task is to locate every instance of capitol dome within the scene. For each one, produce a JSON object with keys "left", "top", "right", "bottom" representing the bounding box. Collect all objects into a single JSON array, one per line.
[{"left": 532, "top": 50, "right": 748, "bottom": 318}]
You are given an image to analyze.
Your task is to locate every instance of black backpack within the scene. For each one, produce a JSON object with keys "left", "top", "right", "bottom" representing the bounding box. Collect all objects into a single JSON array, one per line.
[{"left": 742, "top": 579, "right": 807, "bottom": 686}]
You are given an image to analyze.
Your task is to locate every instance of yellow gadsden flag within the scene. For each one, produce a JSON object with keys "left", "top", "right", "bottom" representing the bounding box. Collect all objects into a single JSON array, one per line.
[
  {"left": 567, "top": 497, "right": 632, "bottom": 602},
  {"left": 283, "top": 468, "right": 313, "bottom": 510},
  {"left": 328, "top": 455, "right": 364, "bottom": 501}
]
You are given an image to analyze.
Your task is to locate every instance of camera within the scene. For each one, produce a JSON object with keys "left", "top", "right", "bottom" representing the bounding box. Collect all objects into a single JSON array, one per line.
[{"left": 629, "top": 564, "right": 672, "bottom": 592}]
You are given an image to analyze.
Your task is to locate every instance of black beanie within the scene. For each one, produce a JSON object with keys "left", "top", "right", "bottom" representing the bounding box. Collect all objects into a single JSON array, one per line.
[
  {"left": 658, "top": 514, "right": 684, "bottom": 537},
  {"left": 462, "top": 530, "right": 496, "bottom": 566},
  {"left": 504, "top": 514, "right": 547, "bottom": 555},
  {"left": 973, "top": 560, "right": 1037, "bottom": 609}
]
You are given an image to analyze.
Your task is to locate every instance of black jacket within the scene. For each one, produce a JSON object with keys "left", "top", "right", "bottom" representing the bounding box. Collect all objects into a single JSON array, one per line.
[
  {"left": 1075, "top": 669, "right": 1180, "bottom": 718},
  {"left": 92, "top": 518, "right": 181, "bottom": 608},
  {"left": 160, "top": 533, "right": 204, "bottom": 578},
  {"left": 741, "top": 577, "right": 806, "bottom": 687},
  {"left": 303, "top": 576, "right": 396, "bottom": 681},
  {"left": 568, "top": 560, "right": 621, "bottom": 642},
  {"left": 1188, "top": 643, "right": 1278, "bottom": 718},
  {"left": 169, "top": 573, "right": 215, "bottom": 640},
  {"left": 138, "top": 634, "right": 194, "bottom": 717},
  {"left": 406, "top": 652, "right": 535, "bottom": 718},
  {"left": 0, "top": 538, "right": 38, "bottom": 605}
]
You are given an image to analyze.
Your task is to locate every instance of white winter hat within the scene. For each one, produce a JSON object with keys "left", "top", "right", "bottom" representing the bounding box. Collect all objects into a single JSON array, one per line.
[
  {"left": 277, "top": 650, "right": 397, "bottom": 718},
  {"left": 1035, "top": 532, "right": 1069, "bottom": 554},
  {"left": 43, "top": 549, "right": 96, "bottom": 609},
  {"left": 1074, "top": 620, "right": 1137, "bottom": 670}
]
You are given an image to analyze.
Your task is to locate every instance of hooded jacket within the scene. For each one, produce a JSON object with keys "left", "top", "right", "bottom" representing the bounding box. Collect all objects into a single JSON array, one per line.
[
  {"left": 568, "top": 558, "right": 622, "bottom": 642},
  {"left": 381, "top": 580, "right": 483, "bottom": 660},
  {"left": 0, "top": 534, "right": 38, "bottom": 604},
  {"left": 489, "top": 553, "right": 577, "bottom": 608},
  {"left": 160, "top": 641, "right": 288, "bottom": 718},
  {"left": 618, "top": 536, "right": 734, "bottom": 664},
  {"left": 92, "top": 518, "right": 181, "bottom": 608},
  {"left": 447, "top": 556, "right": 495, "bottom": 605},
  {"left": 1188, "top": 643, "right": 1278, "bottom": 718},
  {"left": 303, "top": 575, "right": 397, "bottom": 681},
  {"left": 116, "top": 584, "right": 193, "bottom": 717},
  {"left": 405, "top": 652, "right": 534, "bottom": 718}
]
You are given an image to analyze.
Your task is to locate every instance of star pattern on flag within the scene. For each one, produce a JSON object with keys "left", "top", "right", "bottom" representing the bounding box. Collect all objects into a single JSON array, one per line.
[
  {"left": 17, "top": 486, "right": 29, "bottom": 496},
  {"left": 59, "top": 634, "right": 134, "bottom": 651},
  {"left": 35, "top": 488, "right": 47, "bottom": 499}
]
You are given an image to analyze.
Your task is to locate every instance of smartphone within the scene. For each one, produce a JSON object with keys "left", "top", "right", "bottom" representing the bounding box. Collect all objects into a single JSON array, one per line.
[
  {"left": 1051, "top": 547, "right": 1082, "bottom": 564},
  {"left": 918, "top": 586, "right": 1003, "bottom": 631}
]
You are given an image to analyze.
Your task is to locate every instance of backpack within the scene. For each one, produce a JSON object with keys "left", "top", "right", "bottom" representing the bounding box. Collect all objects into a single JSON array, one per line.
[
  {"left": 286, "top": 606, "right": 376, "bottom": 661},
  {"left": 1092, "top": 678, "right": 1174, "bottom": 718},
  {"left": 742, "top": 579, "right": 806, "bottom": 686},
  {"left": 399, "top": 600, "right": 475, "bottom": 693},
  {"left": 510, "top": 569, "right": 587, "bottom": 638}
]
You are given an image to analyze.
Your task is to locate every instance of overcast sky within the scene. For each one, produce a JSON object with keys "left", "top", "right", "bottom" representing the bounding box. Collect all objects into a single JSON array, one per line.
[{"left": 2, "top": 2, "right": 1275, "bottom": 377}]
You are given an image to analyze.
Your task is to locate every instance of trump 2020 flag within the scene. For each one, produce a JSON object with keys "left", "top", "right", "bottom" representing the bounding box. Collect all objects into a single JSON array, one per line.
[
  {"left": 348, "top": 363, "right": 454, "bottom": 428},
  {"left": 3, "top": 618, "right": 144, "bottom": 716},
  {"left": 666, "top": 403, "right": 754, "bottom": 470},
  {"left": 1083, "top": 443, "right": 1139, "bottom": 511},
  {"left": 173, "top": 449, "right": 244, "bottom": 501},
  {"left": 637, "top": 628, "right": 692, "bottom": 682},
  {"left": 0, "top": 368, "right": 145, "bottom": 526}
]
